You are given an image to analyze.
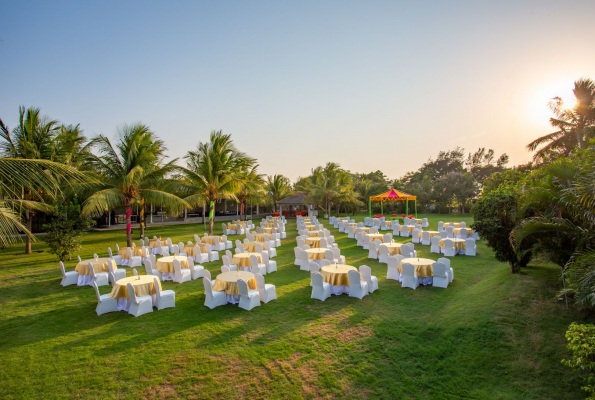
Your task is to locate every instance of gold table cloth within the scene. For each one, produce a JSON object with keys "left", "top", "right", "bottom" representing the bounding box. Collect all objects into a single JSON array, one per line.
[
  {"left": 419, "top": 231, "right": 440, "bottom": 238},
  {"left": 415, "top": 219, "right": 422, "bottom": 224},
  {"left": 400, "top": 225, "right": 416, "bottom": 233},
  {"left": 354, "top": 227, "right": 370, "bottom": 234},
  {"left": 309, "top": 231, "right": 326, "bottom": 237},
  {"left": 109, "top": 275, "right": 160, "bottom": 300},
  {"left": 439, "top": 239, "right": 466, "bottom": 251},
  {"left": 263, "top": 227, "right": 277, "bottom": 234},
  {"left": 254, "top": 233, "right": 266, "bottom": 243},
  {"left": 443, "top": 223, "right": 461, "bottom": 228},
  {"left": 367, "top": 234, "right": 385, "bottom": 243},
  {"left": 212, "top": 271, "right": 257, "bottom": 295},
  {"left": 349, "top": 223, "right": 357, "bottom": 227},
  {"left": 155, "top": 256, "right": 189, "bottom": 273},
  {"left": 227, "top": 224, "right": 238, "bottom": 230},
  {"left": 305, "top": 248, "right": 327, "bottom": 260},
  {"left": 243, "top": 241, "right": 259, "bottom": 252},
  {"left": 183, "top": 244, "right": 207, "bottom": 256},
  {"left": 385, "top": 221, "right": 392, "bottom": 227},
  {"left": 148, "top": 238, "right": 163, "bottom": 249},
  {"left": 202, "top": 236, "right": 222, "bottom": 246},
  {"left": 75, "top": 258, "right": 111, "bottom": 275},
  {"left": 265, "top": 221, "right": 275, "bottom": 228},
  {"left": 398, "top": 258, "right": 435, "bottom": 278},
  {"left": 305, "top": 224, "right": 316, "bottom": 231},
  {"left": 232, "top": 253, "right": 262, "bottom": 268},
  {"left": 321, "top": 265, "right": 357, "bottom": 287},
  {"left": 452, "top": 228, "right": 468, "bottom": 235},
  {"left": 383, "top": 243, "right": 403, "bottom": 255},
  {"left": 305, "top": 237, "right": 321, "bottom": 248},
  {"left": 119, "top": 247, "right": 144, "bottom": 260}
]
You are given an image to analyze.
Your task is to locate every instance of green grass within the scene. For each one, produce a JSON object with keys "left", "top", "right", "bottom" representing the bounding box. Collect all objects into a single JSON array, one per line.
[{"left": 0, "top": 213, "right": 591, "bottom": 399}]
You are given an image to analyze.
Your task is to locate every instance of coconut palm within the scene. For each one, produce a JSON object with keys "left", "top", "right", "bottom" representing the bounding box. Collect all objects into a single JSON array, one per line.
[
  {"left": 238, "top": 166, "right": 265, "bottom": 220},
  {"left": 265, "top": 174, "right": 291, "bottom": 213},
  {"left": 81, "top": 123, "right": 187, "bottom": 247},
  {"left": 306, "top": 163, "right": 360, "bottom": 216},
  {"left": 180, "top": 131, "right": 256, "bottom": 234},
  {"left": 0, "top": 107, "right": 61, "bottom": 253},
  {"left": 527, "top": 78, "right": 595, "bottom": 163}
]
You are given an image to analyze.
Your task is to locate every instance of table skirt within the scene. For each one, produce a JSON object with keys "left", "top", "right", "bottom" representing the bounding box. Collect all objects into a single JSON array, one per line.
[
  {"left": 398, "top": 273, "right": 433, "bottom": 286},
  {"left": 116, "top": 295, "right": 157, "bottom": 311},
  {"left": 77, "top": 275, "right": 93, "bottom": 286},
  {"left": 330, "top": 285, "right": 349, "bottom": 295},
  {"left": 440, "top": 248, "right": 465, "bottom": 255}
]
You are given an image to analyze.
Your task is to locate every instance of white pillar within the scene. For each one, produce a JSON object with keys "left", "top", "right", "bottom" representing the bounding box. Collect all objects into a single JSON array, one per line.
[{"left": 256, "top": 205, "right": 259, "bottom": 215}]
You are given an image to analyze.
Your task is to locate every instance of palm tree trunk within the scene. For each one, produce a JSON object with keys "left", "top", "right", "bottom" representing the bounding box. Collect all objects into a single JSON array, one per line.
[
  {"left": 202, "top": 202, "right": 205, "bottom": 224},
  {"left": 209, "top": 200, "right": 215, "bottom": 235},
  {"left": 25, "top": 209, "right": 32, "bottom": 254},
  {"left": 126, "top": 199, "right": 132, "bottom": 248},
  {"left": 139, "top": 198, "right": 145, "bottom": 239}
]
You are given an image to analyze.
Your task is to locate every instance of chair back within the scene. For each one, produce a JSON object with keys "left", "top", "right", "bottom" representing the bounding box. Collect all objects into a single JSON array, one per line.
[
  {"left": 298, "top": 249, "right": 309, "bottom": 263},
  {"left": 187, "top": 257, "right": 194, "bottom": 268},
  {"left": 460, "top": 222, "right": 467, "bottom": 228},
  {"left": 320, "top": 260, "right": 331, "bottom": 267},
  {"left": 431, "top": 236, "right": 441, "bottom": 246},
  {"left": 250, "top": 254, "right": 260, "bottom": 269},
  {"left": 127, "top": 283, "right": 139, "bottom": 304},
  {"left": 363, "top": 235, "right": 371, "bottom": 244},
  {"left": 261, "top": 252, "right": 270, "bottom": 266},
  {"left": 254, "top": 273, "right": 265, "bottom": 290},
  {"left": 348, "top": 270, "right": 361, "bottom": 289},
  {"left": 237, "top": 279, "right": 249, "bottom": 296},
  {"left": 222, "top": 255, "right": 230, "bottom": 266},
  {"left": 115, "top": 244, "right": 120, "bottom": 252},
  {"left": 369, "top": 242, "right": 377, "bottom": 253},
  {"left": 173, "top": 259, "right": 182, "bottom": 278},
  {"left": 440, "top": 231, "right": 448, "bottom": 238},
  {"left": 383, "top": 233, "right": 392, "bottom": 242},
  {"left": 178, "top": 242, "right": 185, "bottom": 253},
  {"left": 320, "top": 238, "right": 329, "bottom": 248},
  {"left": 221, "top": 265, "right": 230, "bottom": 273},
  {"left": 432, "top": 262, "right": 448, "bottom": 277},
  {"left": 133, "top": 268, "right": 138, "bottom": 277},
  {"left": 60, "top": 261, "right": 67, "bottom": 277},
  {"left": 167, "top": 238, "right": 173, "bottom": 247},
  {"left": 264, "top": 241, "right": 272, "bottom": 251},
  {"left": 437, "top": 257, "right": 450, "bottom": 269},
  {"left": 194, "top": 234, "right": 201, "bottom": 243},
  {"left": 193, "top": 245, "right": 202, "bottom": 258},
  {"left": 332, "top": 247, "right": 341, "bottom": 258},
  {"left": 150, "top": 254, "right": 157, "bottom": 266},
  {"left": 387, "top": 256, "right": 398, "bottom": 270},
  {"left": 309, "top": 262, "right": 320, "bottom": 273},
  {"left": 379, "top": 245, "right": 388, "bottom": 256},
  {"left": 360, "top": 265, "right": 372, "bottom": 281},
  {"left": 311, "top": 272, "right": 324, "bottom": 288},
  {"left": 226, "top": 250, "right": 233, "bottom": 261},
  {"left": 108, "top": 259, "right": 117, "bottom": 274},
  {"left": 144, "top": 259, "right": 154, "bottom": 275},
  {"left": 460, "top": 228, "right": 468, "bottom": 239},
  {"left": 325, "top": 249, "right": 334, "bottom": 262},
  {"left": 108, "top": 247, "right": 114, "bottom": 257},
  {"left": 422, "top": 231, "right": 430, "bottom": 240},
  {"left": 237, "top": 243, "right": 245, "bottom": 253},
  {"left": 92, "top": 281, "right": 102, "bottom": 301},
  {"left": 395, "top": 254, "right": 405, "bottom": 264},
  {"left": 412, "top": 229, "right": 420, "bottom": 238},
  {"left": 466, "top": 238, "right": 476, "bottom": 248},
  {"left": 402, "top": 263, "right": 415, "bottom": 276},
  {"left": 203, "top": 269, "right": 212, "bottom": 281},
  {"left": 256, "top": 243, "right": 264, "bottom": 253},
  {"left": 444, "top": 239, "right": 453, "bottom": 249},
  {"left": 89, "top": 262, "right": 97, "bottom": 279}
]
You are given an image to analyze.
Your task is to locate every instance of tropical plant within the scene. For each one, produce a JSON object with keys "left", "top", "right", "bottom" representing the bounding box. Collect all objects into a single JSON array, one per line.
[
  {"left": 81, "top": 123, "right": 187, "bottom": 247},
  {"left": 180, "top": 131, "right": 256, "bottom": 234},
  {"left": 237, "top": 166, "right": 264, "bottom": 220},
  {"left": 563, "top": 322, "right": 595, "bottom": 399},
  {"left": 265, "top": 174, "right": 291, "bottom": 213},
  {"left": 43, "top": 199, "right": 95, "bottom": 261},
  {"left": 527, "top": 78, "right": 595, "bottom": 163}
]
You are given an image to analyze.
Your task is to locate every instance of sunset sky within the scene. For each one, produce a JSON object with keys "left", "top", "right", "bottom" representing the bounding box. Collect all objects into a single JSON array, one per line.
[{"left": 2, "top": 0, "right": 594, "bottom": 182}]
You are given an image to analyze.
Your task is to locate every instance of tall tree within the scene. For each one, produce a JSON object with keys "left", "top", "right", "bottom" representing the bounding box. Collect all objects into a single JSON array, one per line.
[
  {"left": 527, "top": 78, "right": 595, "bottom": 163},
  {"left": 238, "top": 166, "right": 264, "bottom": 220},
  {"left": 81, "top": 123, "right": 187, "bottom": 247},
  {"left": 181, "top": 131, "right": 255, "bottom": 234},
  {"left": 265, "top": 174, "right": 291, "bottom": 213}
]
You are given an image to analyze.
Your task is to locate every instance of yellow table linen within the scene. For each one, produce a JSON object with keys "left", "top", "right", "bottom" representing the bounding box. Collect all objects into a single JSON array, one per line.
[
  {"left": 386, "top": 221, "right": 392, "bottom": 227},
  {"left": 119, "top": 247, "right": 144, "bottom": 260},
  {"left": 148, "top": 238, "right": 162, "bottom": 249},
  {"left": 305, "top": 237, "right": 321, "bottom": 248},
  {"left": 155, "top": 256, "right": 189, "bottom": 273},
  {"left": 384, "top": 243, "right": 403, "bottom": 255},
  {"left": 415, "top": 219, "right": 422, "bottom": 224},
  {"left": 439, "top": 239, "right": 466, "bottom": 251},
  {"left": 254, "top": 233, "right": 266, "bottom": 243},
  {"left": 398, "top": 258, "right": 435, "bottom": 278},
  {"left": 321, "top": 265, "right": 357, "bottom": 287},
  {"left": 212, "top": 271, "right": 257, "bottom": 295},
  {"left": 202, "top": 236, "right": 223, "bottom": 246},
  {"left": 109, "top": 275, "right": 160, "bottom": 300},
  {"left": 184, "top": 244, "right": 207, "bottom": 257},
  {"left": 263, "top": 227, "right": 277, "bottom": 234},
  {"left": 75, "top": 258, "right": 111, "bottom": 275},
  {"left": 243, "top": 241, "right": 259, "bottom": 252},
  {"left": 443, "top": 223, "right": 461, "bottom": 228},
  {"left": 265, "top": 221, "right": 275, "bottom": 228},
  {"left": 349, "top": 223, "right": 357, "bottom": 227},
  {"left": 305, "top": 248, "right": 327, "bottom": 260},
  {"left": 305, "top": 224, "right": 316, "bottom": 231},
  {"left": 400, "top": 225, "right": 416, "bottom": 233},
  {"left": 354, "top": 227, "right": 370, "bottom": 234},
  {"left": 419, "top": 231, "right": 440, "bottom": 239},
  {"left": 367, "top": 234, "right": 385, "bottom": 243},
  {"left": 309, "top": 231, "right": 326, "bottom": 237},
  {"left": 232, "top": 253, "right": 262, "bottom": 268},
  {"left": 227, "top": 224, "right": 238, "bottom": 230}
]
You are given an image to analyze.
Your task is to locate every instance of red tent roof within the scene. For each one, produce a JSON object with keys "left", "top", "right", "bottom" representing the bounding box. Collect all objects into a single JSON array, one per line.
[{"left": 370, "top": 189, "right": 416, "bottom": 201}]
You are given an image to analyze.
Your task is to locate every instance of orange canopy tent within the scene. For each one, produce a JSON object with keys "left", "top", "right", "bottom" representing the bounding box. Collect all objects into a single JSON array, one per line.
[{"left": 369, "top": 189, "right": 417, "bottom": 218}]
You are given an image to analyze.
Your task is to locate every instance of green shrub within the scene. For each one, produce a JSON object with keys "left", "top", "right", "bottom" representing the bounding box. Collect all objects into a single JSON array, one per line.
[{"left": 563, "top": 322, "right": 595, "bottom": 399}]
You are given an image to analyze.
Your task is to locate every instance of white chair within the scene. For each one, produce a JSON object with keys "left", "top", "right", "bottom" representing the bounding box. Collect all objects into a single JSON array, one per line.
[
  {"left": 194, "top": 234, "right": 201, "bottom": 243},
  {"left": 332, "top": 247, "right": 346, "bottom": 264},
  {"left": 222, "top": 223, "right": 229, "bottom": 235},
  {"left": 368, "top": 242, "right": 378, "bottom": 259},
  {"left": 421, "top": 218, "right": 429, "bottom": 228},
  {"left": 465, "top": 238, "right": 477, "bottom": 256},
  {"left": 127, "top": 282, "right": 153, "bottom": 317},
  {"left": 401, "top": 263, "right": 419, "bottom": 290},
  {"left": 383, "top": 233, "right": 393, "bottom": 243},
  {"left": 144, "top": 258, "right": 162, "bottom": 281},
  {"left": 432, "top": 262, "right": 449, "bottom": 288},
  {"left": 348, "top": 269, "right": 369, "bottom": 299},
  {"left": 126, "top": 247, "right": 142, "bottom": 268},
  {"left": 192, "top": 245, "right": 209, "bottom": 263},
  {"left": 59, "top": 261, "right": 78, "bottom": 286},
  {"left": 221, "top": 265, "right": 231, "bottom": 273},
  {"left": 132, "top": 268, "right": 139, "bottom": 277},
  {"left": 437, "top": 221, "right": 444, "bottom": 232},
  {"left": 311, "top": 272, "right": 331, "bottom": 301},
  {"left": 250, "top": 254, "right": 267, "bottom": 275},
  {"left": 108, "top": 259, "right": 126, "bottom": 285},
  {"left": 438, "top": 257, "right": 453, "bottom": 283},
  {"left": 404, "top": 217, "right": 410, "bottom": 225},
  {"left": 362, "top": 235, "right": 371, "bottom": 250},
  {"left": 108, "top": 247, "right": 122, "bottom": 266},
  {"left": 237, "top": 279, "right": 260, "bottom": 311},
  {"left": 298, "top": 249, "right": 310, "bottom": 271},
  {"left": 460, "top": 221, "right": 467, "bottom": 228},
  {"left": 222, "top": 234, "right": 233, "bottom": 249},
  {"left": 153, "top": 277, "right": 175, "bottom": 310},
  {"left": 411, "top": 229, "right": 421, "bottom": 244},
  {"left": 264, "top": 241, "right": 277, "bottom": 258},
  {"left": 157, "top": 240, "right": 169, "bottom": 255},
  {"left": 89, "top": 262, "right": 109, "bottom": 286},
  {"left": 356, "top": 233, "right": 364, "bottom": 247},
  {"left": 401, "top": 243, "right": 416, "bottom": 258},
  {"left": 93, "top": 282, "right": 118, "bottom": 315},
  {"left": 392, "top": 223, "right": 400, "bottom": 236},
  {"left": 359, "top": 265, "right": 378, "bottom": 293},
  {"left": 378, "top": 245, "right": 389, "bottom": 264},
  {"left": 177, "top": 242, "right": 187, "bottom": 256},
  {"left": 187, "top": 257, "right": 204, "bottom": 280},
  {"left": 459, "top": 228, "right": 468, "bottom": 239},
  {"left": 430, "top": 236, "right": 441, "bottom": 254},
  {"left": 442, "top": 239, "right": 456, "bottom": 257},
  {"left": 294, "top": 247, "right": 302, "bottom": 267},
  {"left": 172, "top": 259, "right": 191, "bottom": 284},
  {"left": 421, "top": 231, "right": 431, "bottom": 246},
  {"left": 439, "top": 231, "right": 448, "bottom": 238},
  {"left": 446, "top": 227, "right": 454, "bottom": 238},
  {"left": 254, "top": 273, "right": 277, "bottom": 303},
  {"left": 222, "top": 255, "right": 238, "bottom": 271},
  {"left": 309, "top": 261, "right": 321, "bottom": 287},
  {"left": 167, "top": 238, "right": 178, "bottom": 254},
  {"left": 203, "top": 278, "right": 226, "bottom": 309},
  {"left": 261, "top": 252, "right": 277, "bottom": 274},
  {"left": 206, "top": 244, "right": 220, "bottom": 262},
  {"left": 400, "top": 226, "right": 410, "bottom": 238},
  {"left": 386, "top": 256, "right": 400, "bottom": 281},
  {"left": 325, "top": 249, "right": 338, "bottom": 265}
]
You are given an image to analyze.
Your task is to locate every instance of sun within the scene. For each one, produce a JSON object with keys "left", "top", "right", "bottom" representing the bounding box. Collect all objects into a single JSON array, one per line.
[{"left": 561, "top": 96, "right": 577, "bottom": 110}]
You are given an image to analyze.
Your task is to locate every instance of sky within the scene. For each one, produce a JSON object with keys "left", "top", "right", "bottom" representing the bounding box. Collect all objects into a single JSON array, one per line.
[{"left": 2, "top": 0, "right": 595, "bottom": 182}]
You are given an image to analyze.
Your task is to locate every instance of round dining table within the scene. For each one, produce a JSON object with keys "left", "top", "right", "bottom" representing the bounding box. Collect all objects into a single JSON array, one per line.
[
  {"left": 109, "top": 275, "right": 160, "bottom": 311},
  {"left": 366, "top": 234, "right": 385, "bottom": 243},
  {"left": 354, "top": 227, "right": 370, "bottom": 234},
  {"left": 400, "top": 225, "right": 416, "bottom": 233},
  {"left": 308, "top": 231, "right": 326, "bottom": 237},
  {"left": 305, "top": 248, "right": 327, "bottom": 264},
  {"left": 231, "top": 252, "right": 263, "bottom": 270},
  {"left": 253, "top": 233, "right": 266, "bottom": 243},
  {"left": 75, "top": 258, "right": 112, "bottom": 286},
  {"left": 320, "top": 264, "right": 357, "bottom": 295},
  {"left": 212, "top": 271, "right": 257, "bottom": 304},
  {"left": 443, "top": 222, "right": 461, "bottom": 228},
  {"left": 382, "top": 243, "right": 403, "bottom": 255},
  {"left": 305, "top": 224, "right": 316, "bottom": 231},
  {"left": 439, "top": 238, "right": 466, "bottom": 254},
  {"left": 305, "top": 237, "right": 322, "bottom": 248},
  {"left": 398, "top": 258, "right": 435, "bottom": 285},
  {"left": 243, "top": 241, "right": 260, "bottom": 252},
  {"left": 419, "top": 231, "right": 440, "bottom": 239},
  {"left": 155, "top": 256, "right": 189, "bottom": 281}
]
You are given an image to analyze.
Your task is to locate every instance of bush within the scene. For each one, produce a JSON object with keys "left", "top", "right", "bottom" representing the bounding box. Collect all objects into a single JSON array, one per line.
[
  {"left": 43, "top": 201, "right": 95, "bottom": 261},
  {"left": 563, "top": 322, "right": 595, "bottom": 399}
]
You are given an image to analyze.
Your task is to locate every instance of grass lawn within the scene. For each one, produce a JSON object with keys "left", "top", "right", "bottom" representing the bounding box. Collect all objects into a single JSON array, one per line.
[{"left": 0, "top": 213, "right": 591, "bottom": 399}]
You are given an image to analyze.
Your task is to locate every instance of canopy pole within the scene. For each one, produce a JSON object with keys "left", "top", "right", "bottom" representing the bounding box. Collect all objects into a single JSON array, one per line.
[
  {"left": 381, "top": 201, "right": 383, "bottom": 216},
  {"left": 415, "top": 200, "right": 418, "bottom": 218},
  {"left": 369, "top": 198, "right": 371, "bottom": 218},
  {"left": 406, "top": 199, "right": 409, "bottom": 216}
]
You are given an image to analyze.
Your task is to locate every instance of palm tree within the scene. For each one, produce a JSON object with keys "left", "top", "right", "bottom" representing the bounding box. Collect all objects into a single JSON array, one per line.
[
  {"left": 306, "top": 163, "right": 360, "bottom": 216},
  {"left": 238, "top": 167, "right": 265, "bottom": 220},
  {"left": 81, "top": 123, "right": 187, "bottom": 247},
  {"left": 527, "top": 78, "right": 595, "bottom": 163},
  {"left": 265, "top": 174, "right": 291, "bottom": 213},
  {"left": 0, "top": 107, "right": 61, "bottom": 253},
  {"left": 181, "top": 131, "right": 255, "bottom": 235}
]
